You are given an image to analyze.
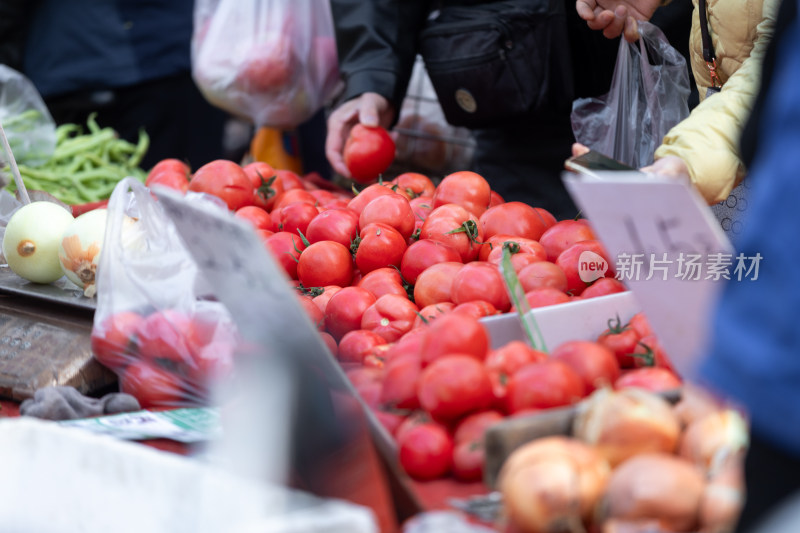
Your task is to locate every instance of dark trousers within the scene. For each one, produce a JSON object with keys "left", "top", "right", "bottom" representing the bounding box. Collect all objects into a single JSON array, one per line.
[
  {"left": 735, "top": 432, "right": 800, "bottom": 532},
  {"left": 44, "top": 73, "right": 230, "bottom": 172}
]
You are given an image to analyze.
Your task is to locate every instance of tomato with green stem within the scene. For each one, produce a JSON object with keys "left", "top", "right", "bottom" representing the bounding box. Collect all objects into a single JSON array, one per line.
[{"left": 419, "top": 204, "right": 484, "bottom": 262}]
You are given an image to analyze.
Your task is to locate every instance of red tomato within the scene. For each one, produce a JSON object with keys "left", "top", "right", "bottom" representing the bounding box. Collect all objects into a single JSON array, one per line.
[
  {"left": 506, "top": 360, "right": 586, "bottom": 413},
  {"left": 413, "top": 262, "right": 464, "bottom": 308},
  {"left": 452, "top": 440, "right": 485, "bottom": 481},
  {"left": 485, "top": 340, "right": 548, "bottom": 408},
  {"left": 136, "top": 309, "right": 192, "bottom": 364},
  {"left": 533, "top": 207, "right": 557, "bottom": 229},
  {"left": 146, "top": 169, "right": 190, "bottom": 193},
  {"left": 263, "top": 231, "right": 306, "bottom": 279},
  {"left": 343, "top": 124, "right": 396, "bottom": 184},
  {"left": 359, "top": 193, "right": 416, "bottom": 241},
  {"left": 148, "top": 158, "right": 190, "bottom": 178},
  {"left": 398, "top": 423, "right": 453, "bottom": 480},
  {"left": 432, "top": 171, "right": 491, "bottom": 217},
  {"left": 357, "top": 267, "right": 407, "bottom": 299},
  {"left": 273, "top": 188, "right": 317, "bottom": 211},
  {"left": 450, "top": 262, "right": 511, "bottom": 313},
  {"left": 478, "top": 234, "right": 541, "bottom": 262},
  {"left": 539, "top": 219, "right": 598, "bottom": 262},
  {"left": 409, "top": 196, "right": 434, "bottom": 234},
  {"left": 479, "top": 201, "right": 550, "bottom": 241},
  {"left": 417, "top": 355, "right": 494, "bottom": 420},
  {"left": 518, "top": 261, "right": 569, "bottom": 293},
  {"left": 297, "top": 241, "right": 354, "bottom": 288},
  {"left": 581, "top": 277, "right": 627, "bottom": 299},
  {"left": 520, "top": 287, "right": 571, "bottom": 309},
  {"left": 414, "top": 302, "right": 456, "bottom": 328},
  {"left": 185, "top": 340, "right": 235, "bottom": 389},
  {"left": 311, "top": 285, "right": 342, "bottom": 314},
  {"left": 419, "top": 312, "right": 489, "bottom": 365},
  {"left": 273, "top": 202, "right": 320, "bottom": 235},
  {"left": 347, "top": 183, "right": 395, "bottom": 215},
  {"left": 235, "top": 205, "right": 274, "bottom": 232},
  {"left": 400, "top": 239, "right": 461, "bottom": 286},
  {"left": 354, "top": 223, "right": 407, "bottom": 274},
  {"left": 451, "top": 300, "right": 498, "bottom": 320},
  {"left": 324, "top": 286, "right": 377, "bottom": 341},
  {"left": 615, "top": 367, "right": 682, "bottom": 392},
  {"left": 489, "top": 190, "right": 505, "bottom": 208},
  {"left": 275, "top": 169, "right": 306, "bottom": 192},
  {"left": 551, "top": 340, "right": 621, "bottom": 393},
  {"left": 337, "top": 329, "right": 387, "bottom": 364},
  {"left": 384, "top": 326, "right": 429, "bottom": 363},
  {"left": 420, "top": 204, "right": 483, "bottom": 262},
  {"left": 243, "top": 162, "right": 282, "bottom": 210},
  {"left": 319, "top": 331, "right": 338, "bottom": 357},
  {"left": 380, "top": 354, "right": 422, "bottom": 410},
  {"left": 374, "top": 409, "right": 405, "bottom": 436},
  {"left": 346, "top": 366, "right": 384, "bottom": 389},
  {"left": 120, "top": 360, "right": 185, "bottom": 408},
  {"left": 485, "top": 239, "right": 547, "bottom": 267},
  {"left": 597, "top": 315, "right": 641, "bottom": 368},
  {"left": 91, "top": 310, "right": 145, "bottom": 370},
  {"left": 555, "top": 240, "right": 616, "bottom": 296},
  {"left": 305, "top": 207, "right": 359, "bottom": 247},
  {"left": 296, "top": 295, "right": 325, "bottom": 330},
  {"left": 453, "top": 410, "right": 505, "bottom": 444},
  {"left": 391, "top": 172, "right": 435, "bottom": 199},
  {"left": 361, "top": 294, "right": 419, "bottom": 343},
  {"left": 633, "top": 334, "right": 677, "bottom": 373},
  {"left": 188, "top": 160, "right": 254, "bottom": 211},
  {"left": 628, "top": 312, "right": 654, "bottom": 339}
]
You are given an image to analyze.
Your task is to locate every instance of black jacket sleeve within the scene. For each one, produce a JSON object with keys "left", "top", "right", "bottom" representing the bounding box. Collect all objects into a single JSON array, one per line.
[
  {"left": 0, "top": 0, "right": 32, "bottom": 70},
  {"left": 330, "top": 0, "right": 433, "bottom": 110}
]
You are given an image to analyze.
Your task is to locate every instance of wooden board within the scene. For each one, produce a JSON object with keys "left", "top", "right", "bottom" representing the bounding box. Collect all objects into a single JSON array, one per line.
[{"left": 0, "top": 293, "right": 115, "bottom": 401}]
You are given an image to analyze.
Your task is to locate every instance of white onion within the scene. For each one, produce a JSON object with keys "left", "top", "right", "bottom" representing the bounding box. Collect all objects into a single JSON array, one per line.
[
  {"left": 2, "top": 201, "right": 74, "bottom": 284},
  {"left": 58, "top": 209, "right": 108, "bottom": 297}
]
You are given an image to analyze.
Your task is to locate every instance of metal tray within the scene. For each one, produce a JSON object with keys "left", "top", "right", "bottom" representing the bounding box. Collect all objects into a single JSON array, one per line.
[{"left": 0, "top": 266, "right": 95, "bottom": 311}]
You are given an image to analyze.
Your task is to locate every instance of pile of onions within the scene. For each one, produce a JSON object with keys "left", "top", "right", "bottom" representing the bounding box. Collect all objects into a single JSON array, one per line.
[
  {"left": 599, "top": 453, "right": 706, "bottom": 532},
  {"left": 679, "top": 409, "right": 749, "bottom": 474},
  {"left": 498, "top": 436, "right": 610, "bottom": 533},
  {"left": 572, "top": 388, "right": 681, "bottom": 467}
]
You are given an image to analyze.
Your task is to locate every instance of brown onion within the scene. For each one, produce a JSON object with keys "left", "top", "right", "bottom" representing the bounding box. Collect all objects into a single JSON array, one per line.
[
  {"left": 498, "top": 436, "right": 610, "bottom": 532},
  {"left": 679, "top": 409, "right": 749, "bottom": 475},
  {"left": 600, "top": 453, "right": 706, "bottom": 532},
  {"left": 673, "top": 384, "right": 724, "bottom": 428},
  {"left": 698, "top": 453, "right": 745, "bottom": 533},
  {"left": 601, "top": 518, "right": 681, "bottom": 533},
  {"left": 572, "top": 387, "right": 681, "bottom": 467}
]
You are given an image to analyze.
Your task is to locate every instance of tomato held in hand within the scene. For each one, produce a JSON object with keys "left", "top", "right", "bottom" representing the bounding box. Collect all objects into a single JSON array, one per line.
[{"left": 343, "top": 124, "right": 396, "bottom": 184}]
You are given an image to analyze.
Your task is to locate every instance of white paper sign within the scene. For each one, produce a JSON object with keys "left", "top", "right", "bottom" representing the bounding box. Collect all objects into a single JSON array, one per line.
[{"left": 563, "top": 171, "right": 739, "bottom": 379}]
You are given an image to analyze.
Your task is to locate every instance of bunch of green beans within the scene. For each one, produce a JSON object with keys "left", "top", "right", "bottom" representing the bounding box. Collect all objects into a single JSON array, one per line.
[{"left": 4, "top": 113, "right": 149, "bottom": 205}]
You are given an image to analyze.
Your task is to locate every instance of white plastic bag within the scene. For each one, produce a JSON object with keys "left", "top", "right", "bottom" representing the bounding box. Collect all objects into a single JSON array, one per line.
[
  {"left": 571, "top": 22, "right": 690, "bottom": 168},
  {"left": 0, "top": 65, "right": 56, "bottom": 167},
  {"left": 191, "top": 0, "right": 340, "bottom": 129}
]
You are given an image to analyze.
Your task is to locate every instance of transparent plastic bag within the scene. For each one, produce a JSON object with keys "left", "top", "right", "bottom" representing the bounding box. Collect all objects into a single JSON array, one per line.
[
  {"left": 0, "top": 65, "right": 56, "bottom": 167},
  {"left": 571, "top": 22, "right": 690, "bottom": 168},
  {"left": 191, "top": 0, "right": 340, "bottom": 129},
  {"left": 91, "top": 178, "right": 241, "bottom": 409}
]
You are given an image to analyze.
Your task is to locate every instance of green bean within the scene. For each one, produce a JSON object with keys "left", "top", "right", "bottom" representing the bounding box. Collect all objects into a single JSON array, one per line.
[
  {"left": 52, "top": 129, "right": 116, "bottom": 161},
  {"left": 127, "top": 129, "right": 149, "bottom": 169}
]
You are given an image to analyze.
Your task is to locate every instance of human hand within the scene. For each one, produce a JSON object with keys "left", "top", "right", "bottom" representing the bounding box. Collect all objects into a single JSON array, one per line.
[
  {"left": 640, "top": 155, "right": 691, "bottom": 183},
  {"left": 325, "top": 92, "right": 395, "bottom": 178},
  {"left": 575, "top": 0, "right": 660, "bottom": 42},
  {"left": 572, "top": 143, "right": 591, "bottom": 157}
]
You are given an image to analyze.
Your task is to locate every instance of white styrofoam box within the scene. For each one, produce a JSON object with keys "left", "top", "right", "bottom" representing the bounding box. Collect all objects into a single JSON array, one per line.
[
  {"left": 0, "top": 417, "right": 378, "bottom": 533},
  {"left": 479, "top": 291, "right": 641, "bottom": 351}
]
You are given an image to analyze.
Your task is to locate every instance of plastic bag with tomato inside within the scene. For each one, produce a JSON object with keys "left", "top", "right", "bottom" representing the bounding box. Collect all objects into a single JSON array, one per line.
[
  {"left": 570, "top": 22, "right": 690, "bottom": 169},
  {"left": 91, "top": 178, "right": 241, "bottom": 409},
  {"left": 191, "top": 0, "right": 340, "bottom": 129}
]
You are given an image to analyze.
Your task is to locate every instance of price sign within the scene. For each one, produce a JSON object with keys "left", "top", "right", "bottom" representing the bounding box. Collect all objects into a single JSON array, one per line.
[
  {"left": 152, "top": 188, "right": 413, "bottom": 525},
  {"left": 563, "top": 171, "right": 740, "bottom": 379}
]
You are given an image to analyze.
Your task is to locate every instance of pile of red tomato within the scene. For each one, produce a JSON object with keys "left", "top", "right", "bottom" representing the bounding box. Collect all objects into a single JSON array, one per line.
[{"left": 114, "top": 157, "right": 683, "bottom": 482}]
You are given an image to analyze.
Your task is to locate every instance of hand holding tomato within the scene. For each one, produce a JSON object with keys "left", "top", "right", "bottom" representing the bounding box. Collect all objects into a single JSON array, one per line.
[{"left": 343, "top": 124, "right": 396, "bottom": 184}]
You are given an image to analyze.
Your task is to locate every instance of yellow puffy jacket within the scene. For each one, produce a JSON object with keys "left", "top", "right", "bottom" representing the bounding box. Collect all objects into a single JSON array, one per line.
[{"left": 654, "top": 0, "right": 779, "bottom": 205}]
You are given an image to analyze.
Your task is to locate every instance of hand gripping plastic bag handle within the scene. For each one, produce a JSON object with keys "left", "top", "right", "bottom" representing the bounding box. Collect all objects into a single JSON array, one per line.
[
  {"left": 571, "top": 22, "right": 691, "bottom": 169},
  {"left": 191, "top": 0, "right": 340, "bottom": 129}
]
